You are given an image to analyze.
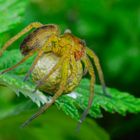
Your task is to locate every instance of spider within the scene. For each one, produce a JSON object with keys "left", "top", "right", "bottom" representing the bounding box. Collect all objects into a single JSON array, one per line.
[{"left": 0, "top": 22, "right": 108, "bottom": 128}]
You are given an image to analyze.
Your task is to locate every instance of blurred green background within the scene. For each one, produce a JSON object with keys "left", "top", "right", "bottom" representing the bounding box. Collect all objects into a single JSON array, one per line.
[{"left": 0, "top": 0, "right": 140, "bottom": 140}]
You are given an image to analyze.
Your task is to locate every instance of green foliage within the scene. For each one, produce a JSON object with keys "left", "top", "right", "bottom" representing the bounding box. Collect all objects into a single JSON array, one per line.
[
  {"left": 0, "top": 106, "right": 110, "bottom": 140},
  {"left": 0, "top": 0, "right": 28, "bottom": 34},
  {"left": 76, "top": 79, "right": 140, "bottom": 116},
  {"left": 0, "top": 49, "right": 140, "bottom": 122}
]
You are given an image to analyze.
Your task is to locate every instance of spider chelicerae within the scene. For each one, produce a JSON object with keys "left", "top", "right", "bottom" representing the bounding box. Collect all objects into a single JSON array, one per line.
[{"left": 0, "top": 22, "right": 108, "bottom": 128}]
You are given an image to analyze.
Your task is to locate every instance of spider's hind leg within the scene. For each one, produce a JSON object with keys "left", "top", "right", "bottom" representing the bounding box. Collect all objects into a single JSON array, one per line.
[{"left": 0, "top": 22, "right": 43, "bottom": 56}]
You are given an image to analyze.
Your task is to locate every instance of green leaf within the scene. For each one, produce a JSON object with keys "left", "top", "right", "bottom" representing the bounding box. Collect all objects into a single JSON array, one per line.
[
  {"left": 75, "top": 79, "right": 140, "bottom": 117},
  {"left": 0, "top": 74, "right": 49, "bottom": 107},
  {"left": 0, "top": 49, "right": 140, "bottom": 121},
  {"left": 56, "top": 96, "right": 80, "bottom": 120},
  {"left": 0, "top": 0, "right": 28, "bottom": 34}
]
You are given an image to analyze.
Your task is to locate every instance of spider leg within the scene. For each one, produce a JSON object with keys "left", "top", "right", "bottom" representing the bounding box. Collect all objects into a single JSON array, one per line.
[
  {"left": 77, "top": 56, "right": 95, "bottom": 130},
  {"left": 86, "top": 47, "right": 110, "bottom": 97},
  {"left": 69, "top": 55, "right": 78, "bottom": 84},
  {"left": 33, "top": 55, "right": 66, "bottom": 92},
  {"left": 23, "top": 49, "right": 44, "bottom": 81},
  {"left": 0, "top": 48, "right": 39, "bottom": 75},
  {"left": 0, "top": 22, "right": 43, "bottom": 56},
  {"left": 21, "top": 57, "right": 69, "bottom": 128}
]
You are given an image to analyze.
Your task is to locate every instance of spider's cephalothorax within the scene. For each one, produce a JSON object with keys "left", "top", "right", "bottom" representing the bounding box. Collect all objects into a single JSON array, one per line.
[
  {"left": 20, "top": 24, "right": 86, "bottom": 60},
  {"left": 0, "top": 22, "right": 108, "bottom": 128}
]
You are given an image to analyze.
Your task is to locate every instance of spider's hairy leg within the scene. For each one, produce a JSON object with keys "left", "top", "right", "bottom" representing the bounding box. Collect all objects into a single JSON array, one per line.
[
  {"left": 21, "top": 57, "right": 69, "bottom": 128},
  {"left": 86, "top": 47, "right": 110, "bottom": 97},
  {"left": 77, "top": 56, "right": 95, "bottom": 130},
  {"left": 69, "top": 55, "right": 78, "bottom": 83},
  {"left": 33, "top": 55, "right": 66, "bottom": 92},
  {"left": 0, "top": 22, "right": 43, "bottom": 56},
  {"left": 0, "top": 48, "right": 39, "bottom": 75}
]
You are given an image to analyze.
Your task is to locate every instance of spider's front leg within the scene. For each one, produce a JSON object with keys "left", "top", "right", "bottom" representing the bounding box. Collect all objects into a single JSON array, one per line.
[
  {"left": 21, "top": 56, "right": 69, "bottom": 128},
  {"left": 77, "top": 55, "right": 95, "bottom": 130},
  {"left": 86, "top": 47, "right": 111, "bottom": 97},
  {"left": 0, "top": 22, "right": 43, "bottom": 56}
]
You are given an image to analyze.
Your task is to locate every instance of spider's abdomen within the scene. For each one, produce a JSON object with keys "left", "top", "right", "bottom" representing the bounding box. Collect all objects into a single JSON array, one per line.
[{"left": 20, "top": 24, "right": 59, "bottom": 55}]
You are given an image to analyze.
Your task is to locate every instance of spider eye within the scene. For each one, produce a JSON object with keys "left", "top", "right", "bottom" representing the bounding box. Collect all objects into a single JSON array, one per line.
[{"left": 64, "top": 29, "right": 72, "bottom": 34}]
